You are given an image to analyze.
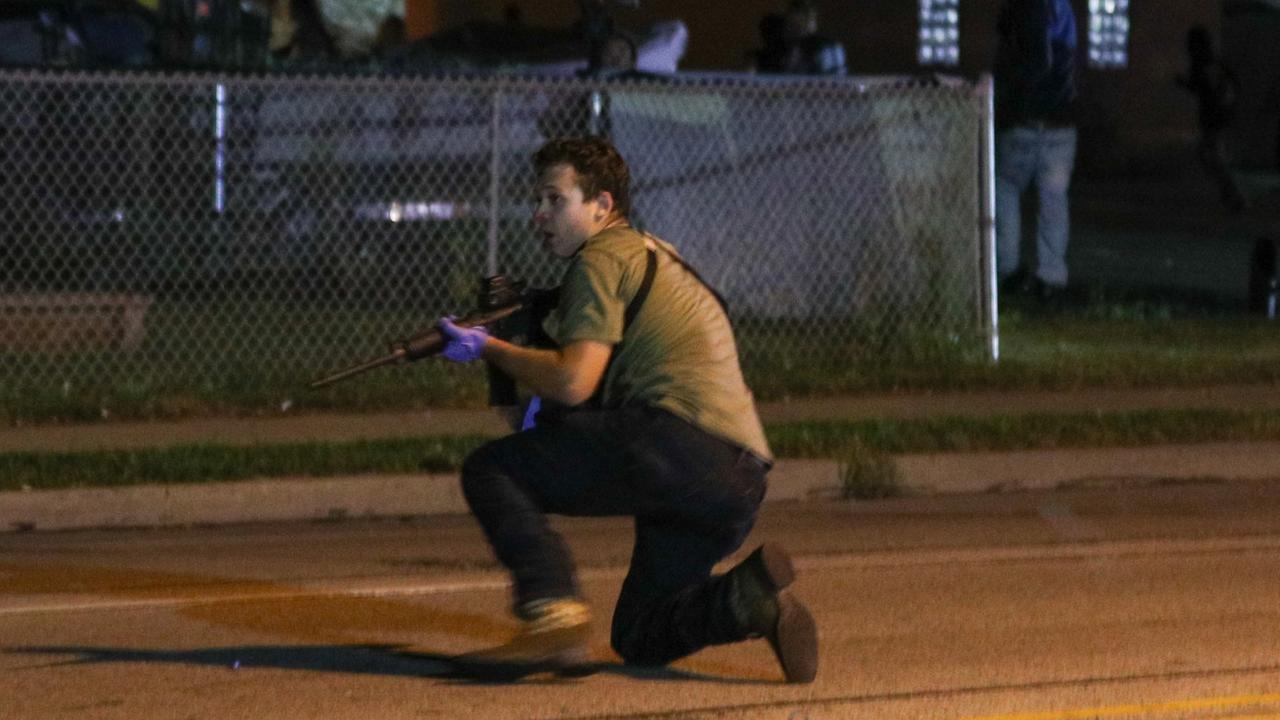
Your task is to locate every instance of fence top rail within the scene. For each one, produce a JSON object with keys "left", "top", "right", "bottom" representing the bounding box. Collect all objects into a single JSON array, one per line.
[{"left": 0, "top": 65, "right": 983, "bottom": 98}]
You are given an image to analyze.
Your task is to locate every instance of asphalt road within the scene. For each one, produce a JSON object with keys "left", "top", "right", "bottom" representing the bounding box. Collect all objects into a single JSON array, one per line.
[{"left": 4, "top": 480, "right": 1280, "bottom": 720}]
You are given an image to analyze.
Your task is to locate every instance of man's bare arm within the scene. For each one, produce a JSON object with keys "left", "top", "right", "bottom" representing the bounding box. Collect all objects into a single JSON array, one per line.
[{"left": 481, "top": 338, "right": 613, "bottom": 407}]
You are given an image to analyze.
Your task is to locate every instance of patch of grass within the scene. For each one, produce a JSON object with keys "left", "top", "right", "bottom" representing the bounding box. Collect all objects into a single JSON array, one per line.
[
  {"left": 746, "top": 313, "right": 1280, "bottom": 400},
  {"left": 9, "top": 408, "right": 1280, "bottom": 491},
  {"left": 6, "top": 292, "right": 1280, "bottom": 424},
  {"left": 766, "top": 408, "right": 1280, "bottom": 458},
  {"left": 838, "top": 440, "right": 903, "bottom": 500}
]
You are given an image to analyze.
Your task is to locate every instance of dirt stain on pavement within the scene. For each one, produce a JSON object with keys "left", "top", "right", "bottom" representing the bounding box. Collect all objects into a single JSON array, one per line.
[
  {"left": 1, "top": 562, "right": 775, "bottom": 681},
  {"left": 0, "top": 561, "right": 510, "bottom": 645}
]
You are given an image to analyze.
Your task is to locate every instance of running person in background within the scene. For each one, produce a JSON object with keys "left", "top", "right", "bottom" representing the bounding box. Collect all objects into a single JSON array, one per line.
[
  {"left": 435, "top": 136, "right": 819, "bottom": 683},
  {"left": 1177, "top": 25, "right": 1249, "bottom": 213}
]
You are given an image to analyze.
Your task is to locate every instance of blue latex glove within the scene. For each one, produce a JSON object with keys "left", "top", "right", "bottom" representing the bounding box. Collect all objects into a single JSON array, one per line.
[
  {"left": 520, "top": 396, "right": 542, "bottom": 431},
  {"left": 438, "top": 315, "right": 489, "bottom": 363}
]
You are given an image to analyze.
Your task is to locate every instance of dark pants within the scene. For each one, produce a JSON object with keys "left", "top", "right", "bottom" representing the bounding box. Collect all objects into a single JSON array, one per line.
[{"left": 460, "top": 404, "right": 768, "bottom": 666}]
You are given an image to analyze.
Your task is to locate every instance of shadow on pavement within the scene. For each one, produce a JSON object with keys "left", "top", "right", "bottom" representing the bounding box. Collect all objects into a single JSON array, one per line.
[{"left": 5, "top": 644, "right": 767, "bottom": 685}]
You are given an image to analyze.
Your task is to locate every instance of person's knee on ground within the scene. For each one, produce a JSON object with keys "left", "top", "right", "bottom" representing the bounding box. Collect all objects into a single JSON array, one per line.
[
  {"left": 609, "top": 614, "right": 665, "bottom": 667},
  {"left": 608, "top": 544, "right": 819, "bottom": 683},
  {"left": 607, "top": 589, "right": 697, "bottom": 667},
  {"left": 605, "top": 574, "right": 740, "bottom": 667}
]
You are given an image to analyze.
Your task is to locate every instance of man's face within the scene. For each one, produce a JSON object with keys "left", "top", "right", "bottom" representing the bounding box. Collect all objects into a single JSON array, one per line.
[{"left": 532, "top": 163, "right": 612, "bottom": 258}]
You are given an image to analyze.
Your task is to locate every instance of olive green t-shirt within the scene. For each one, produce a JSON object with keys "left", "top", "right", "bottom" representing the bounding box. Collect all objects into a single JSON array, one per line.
[{"left": 543, "top": 225, "right": 772, "bottom": 463}]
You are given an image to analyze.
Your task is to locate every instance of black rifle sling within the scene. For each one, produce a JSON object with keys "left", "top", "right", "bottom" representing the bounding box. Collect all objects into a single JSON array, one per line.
[
  {"left": 587, "top": 237, "right": 733, "bottom": 407},
  {"left": 626, "top": 248, "right": 660, "bottom": 327},
  {"left": 513, "top": 238, "right": 731, "bottom": 422}
]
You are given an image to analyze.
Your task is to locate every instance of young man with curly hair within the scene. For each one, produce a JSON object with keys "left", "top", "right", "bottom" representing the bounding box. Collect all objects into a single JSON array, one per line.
[{"left": 436, "top": 136, "right": 818, "bottom": 683}]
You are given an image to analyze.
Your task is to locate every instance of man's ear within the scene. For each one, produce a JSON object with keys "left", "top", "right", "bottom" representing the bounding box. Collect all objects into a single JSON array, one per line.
[{"left": 593, "top": 190, "right": 615, "bottom": 220}]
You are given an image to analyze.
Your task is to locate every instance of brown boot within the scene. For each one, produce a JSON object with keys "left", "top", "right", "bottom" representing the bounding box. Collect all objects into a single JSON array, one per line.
[
  {"left": 727, "top": 543, "right": 819, "bottom": 683},
  {"left": 455, "top": 598, "right": 596, "bottom": 680}
]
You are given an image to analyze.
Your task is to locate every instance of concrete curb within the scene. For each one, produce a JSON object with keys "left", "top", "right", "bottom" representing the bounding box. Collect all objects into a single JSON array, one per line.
[{"left": 6, "top": 442, "right": 1280, "bottom": 532}]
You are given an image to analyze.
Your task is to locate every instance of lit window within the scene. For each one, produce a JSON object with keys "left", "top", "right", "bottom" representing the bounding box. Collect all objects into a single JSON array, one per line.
[
  {"left": 919, "top": 0, "right": 960, "bottom": 67},
  {"left": 1088, "top": 0, "right": 1129, "bottom": 69}
]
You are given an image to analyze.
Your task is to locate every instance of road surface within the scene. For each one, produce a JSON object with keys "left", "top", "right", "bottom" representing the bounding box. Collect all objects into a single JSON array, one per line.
[{"left": 4, "top": 479, "right": 1280, "bottom": 719}]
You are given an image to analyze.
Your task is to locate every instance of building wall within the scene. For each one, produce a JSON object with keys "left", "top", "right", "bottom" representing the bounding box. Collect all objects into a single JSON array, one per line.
[{"left": 447, "top": 1, "right": 1227, "bottom": 176}]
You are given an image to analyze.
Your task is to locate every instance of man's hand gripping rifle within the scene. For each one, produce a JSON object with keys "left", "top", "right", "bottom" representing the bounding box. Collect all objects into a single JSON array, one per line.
[{"left": 308, "top": 275, "right": 533, "bottom": 389}]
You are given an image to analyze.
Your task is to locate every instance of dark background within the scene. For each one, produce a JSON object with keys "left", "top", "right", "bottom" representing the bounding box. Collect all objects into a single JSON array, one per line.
[{"left": 424, "top": 0, "right": 1279, "bottom": 179}]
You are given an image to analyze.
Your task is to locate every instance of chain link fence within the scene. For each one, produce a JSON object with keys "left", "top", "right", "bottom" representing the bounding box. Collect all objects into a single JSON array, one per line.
[{"left": 0, "top": 68, "right": 992, "bottom": 419}]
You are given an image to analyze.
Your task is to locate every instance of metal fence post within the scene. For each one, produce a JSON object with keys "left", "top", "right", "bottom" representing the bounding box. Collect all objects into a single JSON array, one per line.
[
  {"left": 214, "top": 82, "right": 227, "bottom": 214},
  {"left": 487, "top": 83, "right": 502, "bottom": 278},
  {"left": 979, "top": 73, "right": 999, "bottom": 363}
]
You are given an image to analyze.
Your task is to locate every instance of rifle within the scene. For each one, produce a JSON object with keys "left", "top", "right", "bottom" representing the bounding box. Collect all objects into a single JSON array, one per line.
[{"left": 308, "top": 275, "right": 530, "bottom": 390}]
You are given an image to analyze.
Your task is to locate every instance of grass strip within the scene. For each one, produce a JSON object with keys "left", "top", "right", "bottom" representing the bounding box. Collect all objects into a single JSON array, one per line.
[
  {"left": 7, "top": 408, "right": 1280, "bottom": 492},
  {"left": 8, "top": 310, "right": 1280, "bottom": 425},
  {"left": 767, "top": 408, "right": 1280, "bottom": 458}
]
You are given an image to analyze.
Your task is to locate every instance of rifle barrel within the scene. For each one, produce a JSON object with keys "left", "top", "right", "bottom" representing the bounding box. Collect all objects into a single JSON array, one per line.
[
  {"left": 308, "top": 349, "right": 406, "bottom": 389},
  {"left": 307, "top": 300, "right": 528, "bottom": 389}
]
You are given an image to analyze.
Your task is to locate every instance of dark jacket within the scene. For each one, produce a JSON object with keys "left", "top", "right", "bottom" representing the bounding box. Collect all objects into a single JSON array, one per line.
[{"left": 994, "top": 0, "right": 1079, "bottom": 129}]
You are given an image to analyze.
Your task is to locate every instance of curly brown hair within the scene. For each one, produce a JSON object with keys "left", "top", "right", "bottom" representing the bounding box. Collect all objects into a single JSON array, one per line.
[{"left": 532, "top": 136, "right": 631, "bottom": 218}]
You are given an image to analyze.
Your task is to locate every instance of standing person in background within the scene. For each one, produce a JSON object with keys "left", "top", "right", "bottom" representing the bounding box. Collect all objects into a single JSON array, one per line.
[
  {"left": 755, "top": 1, "right": 845, "bottom": 76},
  {"left": 993, "top": 0, "right": 1079, "bottom": 303},
  {"left": 749, "top": 13, "right": 787, "bottom": 73},
  {"left": 1177, "top": 25, "right": 1249, "bottom": 214},
  {"left": 433, "top": 136, "right": 819, "bottom": 684},
  {"left": 537, "top": 32, "right": 639, "bottom": 140},
  {"left": 577, "top": 0, "right": 617, "bottom": 75}
]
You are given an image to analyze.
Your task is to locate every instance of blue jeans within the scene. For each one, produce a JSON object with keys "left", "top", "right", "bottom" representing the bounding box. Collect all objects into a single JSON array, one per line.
[
  {"left": 459, "top": 405, "right": 768, "bottom": 666},
  {"left": 996, "top": 125, "right": 1077, "bottom": 287}
]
